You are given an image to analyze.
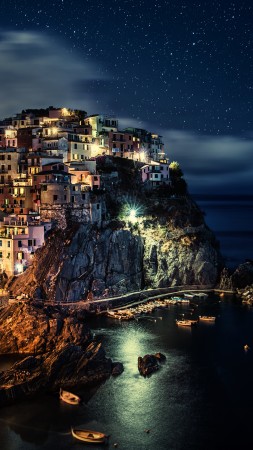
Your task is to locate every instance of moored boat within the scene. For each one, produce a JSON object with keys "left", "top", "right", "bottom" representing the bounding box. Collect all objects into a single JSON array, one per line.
[
  {"left": 71, "top": 427, "right": 108, "bottom": 443},
  {"left": 176, "top": 319, "right": 198, "bottom": 327},
  {"left": 194, "top": 292, "right": 208, "bottom": 299},
  {"left": 184, "top": 293, "right": 196, "bottom": 299},
  {"left": 199, "top": 315, "right": 216, "bottom": 322},
  {"left": 60, "top": 388, "right": 81, "bottom": 405}
]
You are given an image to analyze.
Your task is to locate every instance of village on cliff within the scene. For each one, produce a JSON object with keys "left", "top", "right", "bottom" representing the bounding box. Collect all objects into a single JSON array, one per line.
[{"left": 0, "top": 106, "right": 175, "bottom": 282}]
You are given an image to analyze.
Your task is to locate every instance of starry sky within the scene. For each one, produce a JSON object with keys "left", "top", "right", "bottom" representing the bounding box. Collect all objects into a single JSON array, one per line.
[{"left": 0, "top": 0, "right": 252, "bottom": 194}]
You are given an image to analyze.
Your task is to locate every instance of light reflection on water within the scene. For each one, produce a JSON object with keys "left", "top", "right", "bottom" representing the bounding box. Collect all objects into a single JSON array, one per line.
[{"left": 1, "top": 295, "right": 253, "bottom": 449}]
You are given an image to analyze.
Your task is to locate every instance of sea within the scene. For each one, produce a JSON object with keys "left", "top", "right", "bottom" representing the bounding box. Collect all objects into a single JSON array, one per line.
[
  {"left": 0, "top": 195, "right": 253, "bottom": 450},
  {"left": 193, "top": 194, "right": 253, "bottom": 270}
]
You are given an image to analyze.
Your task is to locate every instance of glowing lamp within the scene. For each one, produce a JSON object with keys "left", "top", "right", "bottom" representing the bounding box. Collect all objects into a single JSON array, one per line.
[
  {"left": 61, "top": 108, "right": 69, "bottom": 116},
  {"left": 15, "top": 263, "right": 23, "bottom": 274},
  {"left": 129, "top": 208, "right": 137, "bottom": 222}
]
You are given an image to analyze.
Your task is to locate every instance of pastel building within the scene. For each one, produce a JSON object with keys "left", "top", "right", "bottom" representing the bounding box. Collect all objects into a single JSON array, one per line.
[
  {"left": 108, "top": 131, "right": 134, "bottom": 158},
  {"left": 0, "top": 215, "right": 44, "bottom": 276},
  {"left": 140, "top": 160, "right": 170, "bottom": 187}
]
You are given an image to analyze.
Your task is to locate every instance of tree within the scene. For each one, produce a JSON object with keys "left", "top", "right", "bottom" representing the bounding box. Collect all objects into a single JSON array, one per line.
[{"left": 169, "top": 161, "right": 184, "bottom": 178}]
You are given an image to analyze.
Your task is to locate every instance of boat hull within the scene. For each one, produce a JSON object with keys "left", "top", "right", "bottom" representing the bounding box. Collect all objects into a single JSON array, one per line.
[
  {"left": 60, "top": 389, "right": 81, "bottom": 405},
  {"left": 71, "top": 427, "right": 107, "bottom": 443}
]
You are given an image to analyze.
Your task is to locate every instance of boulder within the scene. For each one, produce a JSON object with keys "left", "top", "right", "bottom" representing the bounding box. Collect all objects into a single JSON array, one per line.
[{"left": 138, "top": 353, "right": 166, "bottom": 377}]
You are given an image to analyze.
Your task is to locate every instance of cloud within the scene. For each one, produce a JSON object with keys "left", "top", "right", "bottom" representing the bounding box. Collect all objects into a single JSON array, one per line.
[
  {"left": 0, "top": 30, "right": 109, "bottom": 117},
  {"left": 160, "top": 129, "right": 253, "bottom": 194}
]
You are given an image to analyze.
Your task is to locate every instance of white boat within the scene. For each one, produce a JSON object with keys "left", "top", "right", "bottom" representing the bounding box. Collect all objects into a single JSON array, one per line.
[
  {"left": 184, "top": 293, "right": 196, "bottom": 299},
  {"left": 199, "top": 315, "right": 216, "bottom": 322},
  {"left": 176, "top": 319, "right": 198, "bottom": 327},
  {"left": 194, "top": 292, "right": 208, "bottom": 299},
  {"left": 71, "top": 427, "right": 108, "bottom": 444},
  {"left": 60, "top": 388, "right": 81, "bottom": 405}
]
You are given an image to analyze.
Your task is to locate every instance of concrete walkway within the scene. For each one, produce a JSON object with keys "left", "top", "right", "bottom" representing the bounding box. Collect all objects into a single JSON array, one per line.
[{"left": 67, "top": 285, "right": 236, "bottom": 312}]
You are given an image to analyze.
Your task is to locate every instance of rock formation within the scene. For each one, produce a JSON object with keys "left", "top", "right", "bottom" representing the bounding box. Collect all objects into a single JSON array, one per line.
[
  {"left": 0, "top": 302, "right": 113, "bottom": 406},
  {"left": 138, "top": 353, "right": 166, "bottom": 376},
  {"left": 7, "top": 194, "right": 223, "bottom": 302}
]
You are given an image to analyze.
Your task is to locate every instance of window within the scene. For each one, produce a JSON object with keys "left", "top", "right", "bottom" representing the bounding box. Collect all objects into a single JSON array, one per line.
[
  {"left": 7, "top": 155, "right": 11, "bottom": 160},
  {"left": 7, "top": 241, "right": 10, "bottom": 247},
  {"left": 0, "top": 240, "right": 2, "bottom": 247},
  {"left": 53, "top": 195, "right": 58, "bottom": 201},
  {"left": 18, "top": 240, "right": 22, "bottom": 248},
  {"left": 97, "top": 204, "right": 100, "bottom": 209},
  {"left": 8, "top": 165, "right": 11, "bottom": 170},
  {"left": 74, "top": 143, "right": 77, "bottom": 149},
  {"left": 28, "top": 239, "right": 32, "bottom": 247},
  {"left": 0, "top": 251, "right": 2, "bottom": 258},
  {"left": 82, "top": 194, "right": 86, "bottom": 200}
]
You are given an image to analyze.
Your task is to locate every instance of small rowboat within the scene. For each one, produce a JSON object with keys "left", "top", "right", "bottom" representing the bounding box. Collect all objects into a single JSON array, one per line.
[
  {"left": 59, "top": 388, "right": 81, "bottom": 405},
  {"left": 71, "top": 427, "right": 108, "bottom": 444}
]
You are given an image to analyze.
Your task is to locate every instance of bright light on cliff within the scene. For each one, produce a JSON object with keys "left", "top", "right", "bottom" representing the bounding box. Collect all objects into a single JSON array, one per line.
[
  {"left": 129, "top": 208, "right": 137, "bottom": 222},
  {"left": 120, "top": 201, "right": 144, "bottom": 223}
]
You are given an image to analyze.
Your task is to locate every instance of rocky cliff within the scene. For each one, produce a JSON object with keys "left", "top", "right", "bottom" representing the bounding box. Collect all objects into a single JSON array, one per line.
[
  {"left": 0, "top": 302, "right": 113, "bottom": 406},
  {"left": 7, "top": 191, "right": 222, "bottom": 302}
]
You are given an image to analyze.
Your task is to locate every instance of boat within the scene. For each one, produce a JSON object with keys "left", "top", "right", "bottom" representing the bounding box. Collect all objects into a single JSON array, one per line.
[
  {"left": 71, "top": 427, "right": 108, "bottom": 444},
  {"left": 194, "top": 292, "right": 208, "bottom": 299},
  {"left": 183, "top": 293, "right": 196, "bottom": 299},
  {"left": 59, "top": 388, "right": 81, "bottom": 405},
  {"left": 107, "top": 310, "right": 134, "bottom": 320},
  {"left": 176, "top": 319, "right": 197, "bottom": 327},
  {"left": 199, "top": 315, "right": 216, "bottom": 322}
]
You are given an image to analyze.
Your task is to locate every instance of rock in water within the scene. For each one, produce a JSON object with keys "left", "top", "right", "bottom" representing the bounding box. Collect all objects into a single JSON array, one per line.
[{"left": 138, "top": 353, "right": 166, "bottom": 376}]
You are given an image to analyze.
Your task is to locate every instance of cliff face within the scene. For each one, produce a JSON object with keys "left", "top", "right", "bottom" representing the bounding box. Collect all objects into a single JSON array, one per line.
[{"left": 8, "top": 194, "right": 222, "bottom": 302}]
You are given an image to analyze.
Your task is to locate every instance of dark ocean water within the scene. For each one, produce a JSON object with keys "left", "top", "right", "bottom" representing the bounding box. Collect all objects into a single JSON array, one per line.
[
  {"left": 1, "top": 294, "right": 253, "bottom": 450},
  {"left": 193, "top": 194, "right": 253, "bottom": 269}
]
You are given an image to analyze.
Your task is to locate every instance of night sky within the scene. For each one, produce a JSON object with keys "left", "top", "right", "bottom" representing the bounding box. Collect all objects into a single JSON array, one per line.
[{"left": 0, "top": 0, "right": 252, "bottom": 194}]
